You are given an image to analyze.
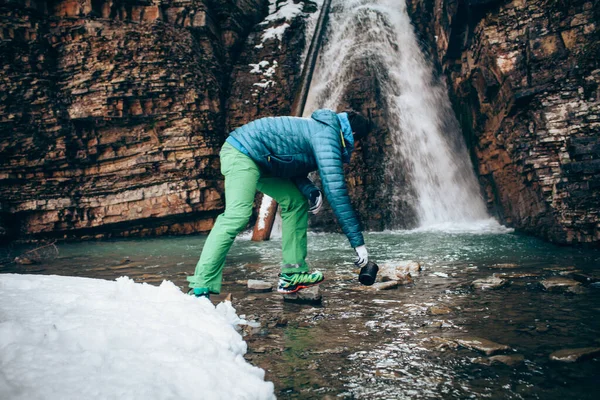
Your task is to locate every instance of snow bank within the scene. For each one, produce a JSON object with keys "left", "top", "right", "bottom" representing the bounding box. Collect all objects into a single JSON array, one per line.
[{"left": 0, "top": 274, "right": 275, "bottom": 400}]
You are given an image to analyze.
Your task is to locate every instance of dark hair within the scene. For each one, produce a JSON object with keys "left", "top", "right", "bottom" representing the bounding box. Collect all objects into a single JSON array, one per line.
[{"left": 346, "top": 110, "right": 371, "bottom": 140}]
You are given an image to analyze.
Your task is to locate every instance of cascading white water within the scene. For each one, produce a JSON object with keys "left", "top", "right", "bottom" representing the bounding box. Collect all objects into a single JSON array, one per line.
[{"left": 305, "top": 0, "right": 495, "bottom": 229}]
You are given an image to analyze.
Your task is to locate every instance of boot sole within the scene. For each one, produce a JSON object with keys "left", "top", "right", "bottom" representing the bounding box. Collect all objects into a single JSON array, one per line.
[{"left": 277, "top": 278, "right": 325, "bottom": 294}]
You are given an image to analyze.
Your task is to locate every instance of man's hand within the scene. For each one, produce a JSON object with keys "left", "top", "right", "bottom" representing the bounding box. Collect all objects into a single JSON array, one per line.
[
  {"left": 354, "top": 245, "right": 368, "bottom": 267},
  {"left": 309, "top": 190, "right": 323, "bottom": 215}
]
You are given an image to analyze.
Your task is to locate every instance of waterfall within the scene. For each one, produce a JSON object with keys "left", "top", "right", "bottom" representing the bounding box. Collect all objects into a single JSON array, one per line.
[{"left": 305, "top": 0, "right": 496, "bottom": 230}]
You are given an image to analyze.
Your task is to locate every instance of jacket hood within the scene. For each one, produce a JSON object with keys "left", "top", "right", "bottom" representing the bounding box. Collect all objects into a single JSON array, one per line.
[{"left": 310, "top": 109, "right": 354, "bottom": 163}]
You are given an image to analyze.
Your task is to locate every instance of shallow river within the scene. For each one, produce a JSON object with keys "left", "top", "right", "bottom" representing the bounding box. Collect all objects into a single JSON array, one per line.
[{"left": 2, "top": 227, "right": 599, "bottom": 399}]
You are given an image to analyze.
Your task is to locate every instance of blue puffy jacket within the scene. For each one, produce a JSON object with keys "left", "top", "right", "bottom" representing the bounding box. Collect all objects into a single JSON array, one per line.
[{"left": 226, "top": 109, "right": 364, "bottom": 248}]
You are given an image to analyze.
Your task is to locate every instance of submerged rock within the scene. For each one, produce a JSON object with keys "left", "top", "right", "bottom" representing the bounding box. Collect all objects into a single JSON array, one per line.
[
  {"left": 14, "top": 256, "right": 35, "bottom": 265},
  {"left": 489, "top": 354, "right": 525, "bottom": 366},
  {"left": 491, "top": 263, "right": 519, "bottom": 269},
  {"left": 350, "top": 280, "right": 401, "bottom": 291},
  {"left": 427, "top": 306, "right": 452, "bottom": 315},
  {"left": 472, "top": 276, "right": 508, "bottom": 290},
  {"left": 247, "top": 280, "right": 273, "bottom": 293},
  {"left": 472, "top": 354, "right": 525, "bottom": 367},
  {"left": 571, "top": 272, "right": 600, "bottom": 285},
  {"left": 540, "top": 277, "right": 581, "bottom": 293},
  {"left": 422, "top": 337, "right": 459, "bottom": 351},
  {"left": 543, "top": 266, "right": 577, "bottom": 272},
  {"left": 494, "top": 272, "right": 540, "bottom": 279},
  {"left": 455, "top": 337, "right": 511, "bottom": 355},
  {"left": 283, "top": 285, "right": 322, "bottom": 304},
  {"left": 372, "top": 281, "right": 400, "bottom": 290},
  {"left": 549, "top": 347, "right": 600, "bottom": 362}
]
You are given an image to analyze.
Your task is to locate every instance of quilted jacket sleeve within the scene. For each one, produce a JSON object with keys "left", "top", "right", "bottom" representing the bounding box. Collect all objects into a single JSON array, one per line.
[
  {"left": 292, "top": 176, "right": 319, "bottom": 199},
  {"left": 312, "top": 129, "right": 365, "bottom": 248}
]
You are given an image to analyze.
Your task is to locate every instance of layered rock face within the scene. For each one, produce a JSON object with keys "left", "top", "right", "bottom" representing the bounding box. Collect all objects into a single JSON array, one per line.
[
  {"left": 0, "top": 0, "right": 268, "bottom": 240},
  {"left": 2, "top": 0, "right": 598, "bottom": 246},
  {"left": 408, "top": 0, "right": 599, "bottom": 244}
]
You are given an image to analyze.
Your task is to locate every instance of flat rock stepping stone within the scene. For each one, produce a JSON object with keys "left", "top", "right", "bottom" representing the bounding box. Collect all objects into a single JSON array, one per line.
[
  {"left": 549, "top": 347, "right": 600, "bottom": 362},
  {"left": 247, "top": 279, "right": 273, "bottom": 292},
  {"left": 472, "top": 276, "right": 508, "bottom": 290},
  {"left": 283, "top": 285, "right": 322, "bottom": 304},
  {"left": 540, "top": 277, "right": 581, "bottom": 292},
  {"left": 455, "top": 337, "right": 511, "bottom": 355}
]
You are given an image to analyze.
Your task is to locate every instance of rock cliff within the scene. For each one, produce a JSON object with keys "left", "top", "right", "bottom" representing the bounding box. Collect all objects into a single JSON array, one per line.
[
  {"left": 407, "top": 0, "right": 599, "bottom": 244},
  {"left": 0, "top": 0, "right": 269, "bottom": 240},
  {"left": 1, "top": 0, "right": 598, "bottom": 245}
]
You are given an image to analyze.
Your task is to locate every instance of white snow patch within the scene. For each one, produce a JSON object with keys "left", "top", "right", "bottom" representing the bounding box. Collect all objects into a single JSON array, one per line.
[
  {"left": 262, "top": 1, "right": 304, "bottom": 25},
  {"left": 257, "top": 0, "right": 304, "bottom": 45},
  {"left": 249, "top": 60, "right": 278, "bottom": 78},
  {"left": 0, "top": 274, "right": 275, "bottom": 400},
  {"left": 249, "top": 60, "right": 270, "bottom": 74},
  {"left": 253, "top": 80, "right": 275, "bottom": 89},
  {"left": 260, "top": 23, "right": 290, "bottom": 43}
]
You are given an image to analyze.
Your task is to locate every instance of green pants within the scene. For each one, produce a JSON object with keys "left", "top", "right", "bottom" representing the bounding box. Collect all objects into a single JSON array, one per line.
[{"left": 187, "top": 142, "right": 309, "bottom": 293}]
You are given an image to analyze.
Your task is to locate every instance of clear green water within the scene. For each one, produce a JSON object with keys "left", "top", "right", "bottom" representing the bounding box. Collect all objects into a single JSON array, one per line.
[{"left": 2, "top": 229, "right": 599, "bottom": 399}]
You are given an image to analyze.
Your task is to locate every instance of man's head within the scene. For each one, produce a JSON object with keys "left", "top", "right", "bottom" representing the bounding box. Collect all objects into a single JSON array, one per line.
[{"left": 346, "top": 110, "right": 371, "bottom": 141}]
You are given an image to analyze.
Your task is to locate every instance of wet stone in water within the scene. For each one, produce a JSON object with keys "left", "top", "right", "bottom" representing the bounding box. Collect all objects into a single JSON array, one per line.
[
  {"left": 455, "top": 337, "right": 511, "bottom": 355},
  {"left": 283, "top": 285, "right": 322, "bottom": 304},
  {"left": 549, "top": 347, "right": 600, "bottom": 362},
  {"left": 491, "top": 263, "right": 519, "bottom": 269},
  {"left": 350, "top": 281, "right": 401, "bottom": 291},
  {"left": 379, "top": 261, "right": 421, "bottom": 281},
  {"left": 571, "top": 272, "right": 600, "bottom": 284},
  {"left": 489, "top": 354, "right": 525, "bottom": 366},
  {"left": 371, "top": 281, "right": 400, "bottom": 290},
  {"left": 535, "top": 323, "right": 550, "bottom": 333},
  {"left": 14, "top": 257, "right": 35, "bottom": 265},
  {"left": 494, "top": 272, "right": 540, "bottom": 279},
  {"left": 427, "top": 305, "right": 452, "bottom": 315},
  {"left": 472, "top": 276, "right": 508, "bottom": 290},
  {"left": 540, "top": 277, "right": 581, "bottom": 293},
  {"left": 247, "top": 279, "right": 273, "bottom": 293},
  {"left": 472, "top": 354, "right": 524, "bottom": 367}
]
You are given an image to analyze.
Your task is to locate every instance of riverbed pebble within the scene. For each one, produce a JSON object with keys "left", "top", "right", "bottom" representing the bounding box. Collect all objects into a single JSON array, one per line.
[
  {"left": 571, "top": 272, "right": 600, "bottom": 284},
  {"left": 472, "top": 354, "right": 524, "bottom": 366},
  {"left": 549, "top": 347, "right": 600, "bottom": 362},
  {"left": 489, "top": 354, "right": 525, "bottom": 366},
  {"left": 247, "top": 279, "right": 273, "bottom": 292},
  {"left": 350, "top": 281, "right": 402, "bottom": 291},
  {"left": 494, "top": 272, "right": 540, "bottom": 279},
  {"left": 540, "top": 277, "right": 581, "bottom": 292},
  {"left": 454, "top": 337, "right": 511, "bottom": 355},
  {"left": 427, "top": 305, "right": 452, "bottom": 315},
  {"left": 491, "top": 263, "right": 519, "bottom": 269},
  {"left": 472, "top": 276, "right": 508, "bottom": 290}
]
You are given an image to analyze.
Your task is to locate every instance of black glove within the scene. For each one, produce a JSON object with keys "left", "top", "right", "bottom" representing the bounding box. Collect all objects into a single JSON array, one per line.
[{"left": 309, "top": 190, "right": 323, "bottom": 215}]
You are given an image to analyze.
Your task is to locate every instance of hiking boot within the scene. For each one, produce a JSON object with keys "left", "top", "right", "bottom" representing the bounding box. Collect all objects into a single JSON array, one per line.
[
  {"left": 277, "top": 271, "right": 324, "bottom": 294},
  {"left": 188, "top": 287, "right": 210, "bottom": 298}
]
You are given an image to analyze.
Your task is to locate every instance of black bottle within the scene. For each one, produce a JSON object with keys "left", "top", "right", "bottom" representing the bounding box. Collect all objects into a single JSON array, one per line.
[{"left": 358, "top": 261, "right": 379, "bottom": 286}]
